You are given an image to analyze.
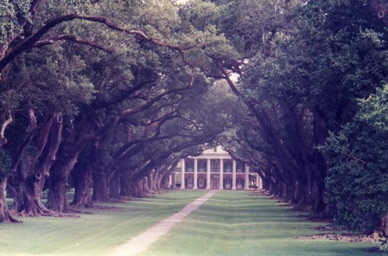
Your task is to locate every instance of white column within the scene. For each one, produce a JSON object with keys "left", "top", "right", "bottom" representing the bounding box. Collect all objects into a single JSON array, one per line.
[
  {"left": 181, "top": 159, "right": 185, "bottom": 190},
  {"left": 232, "top": 160, "right": 236, "bottom": 190},
  {"left": 255, "top": 173, "right": 259, "bottom": 188},
  {"left": 206, "top": 159, "right": 211, "bottom": 189},
  {"left": 244, "top": 164, "right": 249, "bottom": 190},
  {"left": 168, "top": 174, "right": 172, "bottom": 188},
  {"left": 219, "top": 159, "right": 224, "bottom": 190},
  {"left": 193, "top": 158, "right": 198, "bottom": 189}
]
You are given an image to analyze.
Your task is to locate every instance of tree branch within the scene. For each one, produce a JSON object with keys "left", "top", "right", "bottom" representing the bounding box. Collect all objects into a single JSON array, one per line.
[
  {"left": 26, "top": 108, "right": 38, "bottom": 133},
  {"left": 33, "top": 35, "right": 114, "bottom": 53},
  {"left": 0, "top": 13, "right": 210, "bottom": 73},
  {"left": 120, "top": 85, "right": 190, "bottom": 117},
  {"left": 344, "top": 153, "right": 368, "bottom": 165},
  {"left": 0, "top": 111, "right": 13, "bottom": 147}
]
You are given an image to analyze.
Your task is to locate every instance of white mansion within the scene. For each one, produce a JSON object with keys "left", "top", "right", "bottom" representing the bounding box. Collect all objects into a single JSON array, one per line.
[{"left": 172, "top": 146, "right": 262, "bottom": 190}]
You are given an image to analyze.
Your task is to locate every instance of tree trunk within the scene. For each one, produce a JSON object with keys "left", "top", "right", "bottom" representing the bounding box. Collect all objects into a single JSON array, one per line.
[
  {"left": 92, "top": 168, "right": 109, "bottom": 202},
  {"left": 144, "top": 176, "right": 152, "bottom": 194},
  {"left": 8, "top": 158, "right": 54, "bottom": 216},
  {"left": 0, "top": 179, "right": 19, "bottom": 223},
  {"left": 119, "top": 174, "right": 132, "bottom": 197},
  {"left": 292, "top": 178, "right": 310, "bottom": 210},
  {"left": 46, "top": 170, "right": 70, "bottom": 213},
  {"left": 109, "top": 172, "right": 121, "bottom": 200},
  {"left": 130, "top": 177, "right": 147, "bottom": 197},
  {"left": 71, "top": 165, "right": 93, "bottom": 208},
  {"left": 8, "top": 111, "right": 62, "bottom": 217},
  {"left": 46, "top": 121, "right": 91, "bottom": 212},
  {"left": 310, "top": 174, "right": 327, "bottom": 215},
  {"left": 141, "top": 178, "right": 149, "bottom": 196},
  {"left": 160, "top": 172, "right": 170, "bottom": 190},
  {"left": 149, "top": 171, "right": 158, "bottom": 192},
  {"left": 71, "top": 137, "right": 100, "bottom": 208},
  {"left": 46, "top": 154, "right": 79, "bottom": 212},
  {"left": 155, "top": 166, "right": 171, "bottom": 191},
  {"left": 132, "top": 181, "right": 144, "bottom": 198},
  {"left": 378, "top": 214, "right": 388, "bottom": 240}
]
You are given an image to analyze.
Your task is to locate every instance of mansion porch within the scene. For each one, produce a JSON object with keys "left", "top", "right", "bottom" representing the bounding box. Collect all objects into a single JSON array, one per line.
[{"left": 171, "top": 147, "right": 262, "bottom": 190}]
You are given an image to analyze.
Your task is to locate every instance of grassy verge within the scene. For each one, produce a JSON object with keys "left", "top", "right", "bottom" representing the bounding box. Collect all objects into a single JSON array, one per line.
[
  {"left": 0, "top": 190, "right": 206, "bottom": 256},
  {"left": 141, "top": 191, "right": 381, "bottom": 256}
]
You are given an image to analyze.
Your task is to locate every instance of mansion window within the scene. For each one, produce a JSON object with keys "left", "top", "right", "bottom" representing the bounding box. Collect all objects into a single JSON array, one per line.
[
  {"left": 198, "top": 177, "right": 206, "bottom": 188},
  {"left": 224, "top": 178, "right": 232, "bottom": 189},
  {"left": 236, "top": 178, "right": 244, "bottom": 189},
  {"left": 198, "top": 160, "right": 207, "bottom": 172},
  {"left": 211, "top": 160, "right": 220, "bottom": 172},
  {"left": 185, "top": 160, "right": 194, "bottom": 172},
  {"left": 224, "top": 161, "right": 232, "bottom": 173},
  {"left": 186, "top": 177, "right": 193, "bottom": 188},
  {"left": 236, "top": 162, "right": 245, "bottom": 173}
]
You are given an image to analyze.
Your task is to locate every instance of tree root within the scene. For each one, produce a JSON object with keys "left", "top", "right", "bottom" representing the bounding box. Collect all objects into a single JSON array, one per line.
[{"left": 0, "top": 213, "right": 22, "bottom": 223}]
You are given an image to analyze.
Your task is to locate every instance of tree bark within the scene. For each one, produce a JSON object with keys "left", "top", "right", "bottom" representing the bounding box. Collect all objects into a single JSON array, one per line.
[
  {"left": 109, "top": 172, "right": 121, "bottom": 200},
  {"left": 71, "top": 165, "right": 93, "bottom": 208},
  {"left": 0, "top": 179, "right": 20, "bottom": 223},
  {"left": 8, "top": 111, "right": 62, "bottom": 216},
  {"left": 46, "top": 175, "right": 69, "bottom": 212},
  {"left": 378, "top": 214, "right": 388, "bottom": 240},
  {"left": 92, "top": 168, "right": 109, "bottom": 202},
  {"left": 119, "top": 173, "right": 132, "bottom": 198},
  {"left": 46, "top": 154, "right": 80, "bottom": 212},
  {"left": 46, "top": 118, "right": 93, "bottom": 212}
]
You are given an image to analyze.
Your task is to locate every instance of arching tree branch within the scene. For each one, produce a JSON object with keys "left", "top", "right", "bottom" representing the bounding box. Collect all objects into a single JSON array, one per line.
[
  {"left": 0, "top": 111, "right": 13, "bottom": 147},
  {"left": 0, "top": 13, "right": 210, "bottom": 73},
  {"left": 33, "top": 35, "right": 114, "bottom": 53}
]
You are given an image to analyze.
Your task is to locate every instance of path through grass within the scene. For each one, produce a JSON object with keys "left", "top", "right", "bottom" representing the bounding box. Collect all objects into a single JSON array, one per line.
[
  {"left": 140, "top": 191, "right": 380, "bottom": 256},
  {"left": 0, "top": 190, "right": 206, "bottom": 256}
]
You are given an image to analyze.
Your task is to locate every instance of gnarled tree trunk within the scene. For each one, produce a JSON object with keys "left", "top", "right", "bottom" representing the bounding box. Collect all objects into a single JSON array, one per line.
[
  {"left": 46, "top": 122, "right": 91, "bottom": 212},
  {"left": 0, "top": 179, "right": 19, "bottom": 223},
  {"left": 8, "top": 111, "right": 62, "bottom": 217},
  {"left": 70, "top": 138, "right": 101, "bottom": 208},
  {"left": 71, "top": 165, "right": 93, "bottom": 208},
  {"left": 46, "top": 149, "right": 82, "bottom": 212},
  {"left": 92, "top": 167, "right": 110, "bottom": 202}
]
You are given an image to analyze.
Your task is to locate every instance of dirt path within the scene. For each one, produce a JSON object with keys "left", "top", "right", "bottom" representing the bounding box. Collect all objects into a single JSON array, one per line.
[{"left": 110, "top": 190, "right": 217, "bottom": 256}]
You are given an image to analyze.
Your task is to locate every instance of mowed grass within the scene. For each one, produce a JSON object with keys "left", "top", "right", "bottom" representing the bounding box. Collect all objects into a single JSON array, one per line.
[
  {"left": 0, "top": 190, "right": 207, "bottom": 256},
  {"left": 141, "top": 191, "right": 381, "bottom": 256}
]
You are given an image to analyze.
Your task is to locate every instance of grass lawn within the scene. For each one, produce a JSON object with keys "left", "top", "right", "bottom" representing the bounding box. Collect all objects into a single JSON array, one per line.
[
  {"left": 140, "top": 191, "right": 381, "bottom": 256},
  {"left": 0, "top": 190, "right": 381, "bottom": 256},
  {"left": 0, "top": 190, "right": 207, "bottom": 256}
]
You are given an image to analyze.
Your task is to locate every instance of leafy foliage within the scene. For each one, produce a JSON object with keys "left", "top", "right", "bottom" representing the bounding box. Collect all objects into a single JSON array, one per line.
[
  {"left": 0, "top": 0, "right": 31, "bottom": 46},
  {"left": 215, "top": 1, "right": 388, "bottom": 229},
  {"left": 322, "top": 85, "right": 388, "bottom": 233}
]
